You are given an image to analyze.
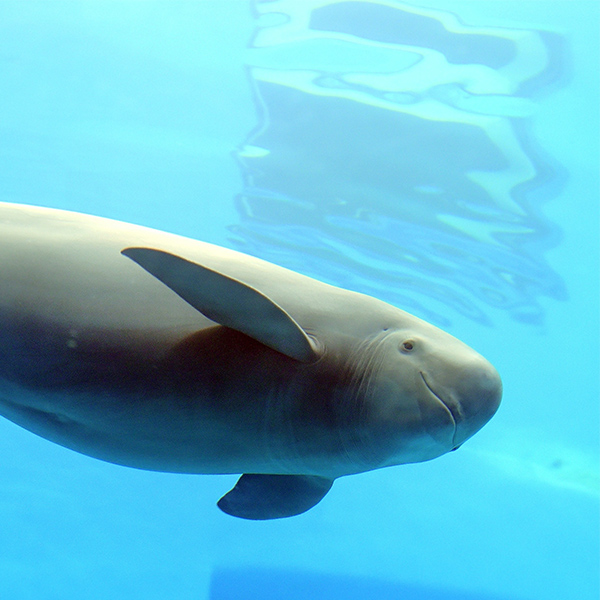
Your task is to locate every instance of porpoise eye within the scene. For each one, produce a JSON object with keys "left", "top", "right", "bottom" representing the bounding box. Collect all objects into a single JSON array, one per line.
[{"left": 400, "top": 340, "right": 415, "bottom": 352}]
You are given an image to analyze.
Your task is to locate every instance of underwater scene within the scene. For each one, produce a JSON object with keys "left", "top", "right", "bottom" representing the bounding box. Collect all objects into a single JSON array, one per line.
[{"left": 0, "top": 1, "right": 598, "bottom": 599}]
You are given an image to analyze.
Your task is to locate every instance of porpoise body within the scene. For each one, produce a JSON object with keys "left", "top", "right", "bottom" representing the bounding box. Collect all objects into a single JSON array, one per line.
[{"left": 0, "top": 202, "right": 502, "bottom": 519}]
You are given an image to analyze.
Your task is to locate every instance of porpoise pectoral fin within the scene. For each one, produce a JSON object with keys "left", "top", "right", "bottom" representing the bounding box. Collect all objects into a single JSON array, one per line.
[
  {"left": 217, "top": 474, "right": 334, "bottom": 520},
  {"left": 121, "top": 247, "right": 320, "bottom": 363}
]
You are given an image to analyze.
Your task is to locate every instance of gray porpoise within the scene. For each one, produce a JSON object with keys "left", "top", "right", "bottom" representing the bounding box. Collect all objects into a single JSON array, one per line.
[{"left": 0, "top": 203, "right": 502, "bottom": 519}]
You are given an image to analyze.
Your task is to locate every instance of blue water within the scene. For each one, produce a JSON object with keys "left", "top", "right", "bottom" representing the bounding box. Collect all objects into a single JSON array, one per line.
[{"left": 0, "top": 1, "right": 598, "bottom": 599}]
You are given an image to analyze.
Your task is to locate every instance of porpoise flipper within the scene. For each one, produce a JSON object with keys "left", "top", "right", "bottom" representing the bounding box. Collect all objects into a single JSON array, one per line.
[
  {"left": 121, "top": 247, "right": 320, "bottom": 363},
  {"left": 217, "top": 474, "right": 334, "bottom": 520}
]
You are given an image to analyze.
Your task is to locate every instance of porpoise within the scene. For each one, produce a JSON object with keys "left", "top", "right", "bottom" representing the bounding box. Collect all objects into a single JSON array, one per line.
[{"left": 0, "top": 203, "right": 502, "bottom": 519}]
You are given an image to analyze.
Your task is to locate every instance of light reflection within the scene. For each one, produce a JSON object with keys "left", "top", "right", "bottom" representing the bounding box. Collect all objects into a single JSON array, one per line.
[{"left": 233, "top": 0, "right": 567, "bottom": 326}]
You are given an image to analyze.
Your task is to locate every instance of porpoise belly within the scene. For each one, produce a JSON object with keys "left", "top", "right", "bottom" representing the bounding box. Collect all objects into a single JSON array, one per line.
[
  {"left": 0, "top": 378, "right": 276, "bottom": 474},
  {"left": 0, "top": 312, "right": 305, "bottom": 475}
]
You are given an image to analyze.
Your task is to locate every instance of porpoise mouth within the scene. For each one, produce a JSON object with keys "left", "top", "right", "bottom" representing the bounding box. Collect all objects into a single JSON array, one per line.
[{"left": 420, "top": 371, "right": 459, "bottom": 436}]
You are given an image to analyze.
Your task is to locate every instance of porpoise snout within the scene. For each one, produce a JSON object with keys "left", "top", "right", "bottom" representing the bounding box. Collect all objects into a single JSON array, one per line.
[{"left": 451, "top": 357, "right": 502, "bottom": 446}]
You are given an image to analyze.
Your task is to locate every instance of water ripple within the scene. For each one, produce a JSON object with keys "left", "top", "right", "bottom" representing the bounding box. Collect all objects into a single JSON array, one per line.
[{"left": 232, "top": 0, "right": 568, "bottom": 326}]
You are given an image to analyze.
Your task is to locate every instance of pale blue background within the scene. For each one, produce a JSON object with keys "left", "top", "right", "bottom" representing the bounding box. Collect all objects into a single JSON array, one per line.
[{"left": 0, "top": 2, "right": 598, "bottom": 599}]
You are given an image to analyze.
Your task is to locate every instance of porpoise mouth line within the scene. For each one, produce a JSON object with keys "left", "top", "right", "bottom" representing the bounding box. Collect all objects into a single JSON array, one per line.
[{"left": 420, "top": 372, "right": 458, "bottom": 434}]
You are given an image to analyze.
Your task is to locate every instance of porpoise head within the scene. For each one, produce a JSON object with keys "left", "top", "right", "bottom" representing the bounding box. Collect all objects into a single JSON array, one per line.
[{"left": 356, "top": 322, "right": 502, "bottom": 467}]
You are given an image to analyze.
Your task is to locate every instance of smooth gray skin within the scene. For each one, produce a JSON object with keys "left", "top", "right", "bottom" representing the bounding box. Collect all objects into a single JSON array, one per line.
[{"left": 0, "top": 203, "right": 502, "bottom": 519}]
